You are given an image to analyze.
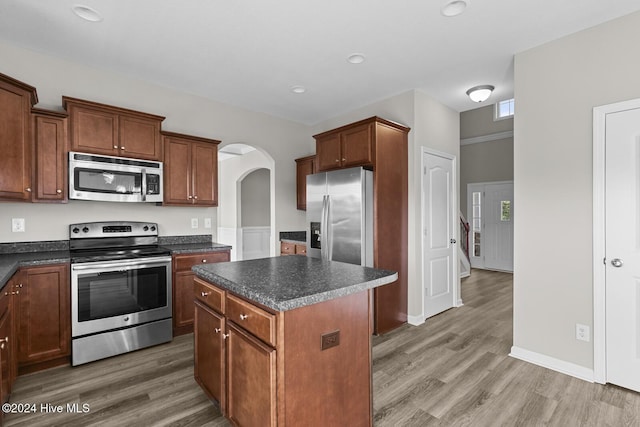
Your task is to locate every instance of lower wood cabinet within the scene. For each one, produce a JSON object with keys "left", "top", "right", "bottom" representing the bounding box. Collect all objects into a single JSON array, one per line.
[
  {"left": 280, "top": 241, "right": 306, "bottom": 256},
  {"left": 194, "top": 277, "right": 372, "bottom": 426},
  {"left": 16, "top": 264, "right": 70, "bottom": 373},
  {"left": 0, "top": 282, "right": 15, "bottom": 406},
  {"left": 172, "top": 250, "right": 230, "bottom": 336}
]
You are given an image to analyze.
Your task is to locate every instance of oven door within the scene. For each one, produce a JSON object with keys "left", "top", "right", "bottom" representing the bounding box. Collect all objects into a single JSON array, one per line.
[{"left": 71, "top": 256, "right": 172, "bottom": 337}]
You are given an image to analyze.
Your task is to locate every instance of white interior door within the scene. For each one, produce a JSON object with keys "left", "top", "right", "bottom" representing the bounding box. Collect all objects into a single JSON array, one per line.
[
  {"left": 483, "top": 183, "right": 514, "bottom": 271},
  {"left": 605, "top": 106, "right": 640, "bottom": 392},
  {"left": 423, "top": 151, "right": 456, "bottom": 319}
]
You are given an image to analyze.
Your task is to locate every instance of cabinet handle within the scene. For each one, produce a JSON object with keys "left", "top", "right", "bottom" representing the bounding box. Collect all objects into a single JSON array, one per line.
[
  {"left": 0, "top": 343, "right": 4, "bottom": 350},
  {"left": 201, "top": 291, "right": 209, "bottom": 297},
  {"left": 202, "top": 259, "right": 207, "bottom": 263},
  {"left": 187, "top": 195, "right": 193, "bottom": 200},
  {"left": 240, "top": 314, "right": 248, "bottom": 320},
  {"left": 56, "top": 189, "right": 62, "bottom": 194},
  {"left": 17, "top": 283, "right": 23, "bottom": 288},
  {"left": 214, "top": 328, "right": 221, "bottom": 334},
  {"left": 121, "top": 146, "right": 125, "bottom": 150},
  {"left": 25, "top": 187, "right": 32, "bottom": 192},
  {"left": 0, "top": 337, "right": 8, "bottom": 344},
  {"left": 335, "top": 159, "right": 339, "bottom": 163},
  {"left": 193, "top": 195, "right": 198, "bottom": 200},
  {"left": 113, "top": 145, "right": 118, "bottom": 149},
  {"left": 222, "top": 333, "right": 230, "bottom": 340},
  {"left": 342, "top": 158, "right": 346, "bottom": 161}
]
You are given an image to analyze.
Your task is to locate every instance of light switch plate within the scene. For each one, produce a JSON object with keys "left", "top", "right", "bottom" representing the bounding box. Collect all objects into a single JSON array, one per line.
[
  {"left": 204, "top": 218, "right": 212, "bottom": 229},
  {"left": 191, "top": 218, "right": 199, "bottom": 229}
]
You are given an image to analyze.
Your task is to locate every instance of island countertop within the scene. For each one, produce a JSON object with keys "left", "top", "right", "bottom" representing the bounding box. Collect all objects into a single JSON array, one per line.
[{"left": 192, "top": 255, "right": 397, "bottom": 312}]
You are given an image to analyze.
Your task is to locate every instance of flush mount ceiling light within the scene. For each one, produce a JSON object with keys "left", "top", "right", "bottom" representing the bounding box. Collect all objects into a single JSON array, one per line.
[
  {"left": 290, "top": 85, "right": 306, "bottom": 94},
  {"left": 71, "top": 5, "right": 103, "bottom": 22},
  {"left": 347, "top": 53, "right": 366, "bottom": 64},
  {"left": 441, "top": 0, "right": 469, "bottom": 17},
  {"left": 466, "top": 85, "right": 494, "bottom": 103}
]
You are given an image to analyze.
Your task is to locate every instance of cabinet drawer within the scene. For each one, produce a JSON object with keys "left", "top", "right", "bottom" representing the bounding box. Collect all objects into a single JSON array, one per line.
[
  {"left": 194, "top": 278, "right": 225, "bottom": 314},
  {"left": 226, "top": 294, "right": 276, "bottom": 347},
  {"left": 175, "top": 251, "right": 230, "bottom": 271},
  {"left": 280, "top": 241, "right": 295, "bottom": 256},
  {"left": 295, "top": 244, "right": 307, "bottom": 255}
]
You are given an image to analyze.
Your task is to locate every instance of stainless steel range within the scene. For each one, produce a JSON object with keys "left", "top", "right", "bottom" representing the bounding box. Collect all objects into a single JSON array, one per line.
[{"left": 69, "top": 221, "right": 172, "bottom": 366}]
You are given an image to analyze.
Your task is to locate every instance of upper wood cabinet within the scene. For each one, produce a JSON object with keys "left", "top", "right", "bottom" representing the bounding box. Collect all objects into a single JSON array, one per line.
[
  {"left": 314, "top": 122, "right": 373, "bottom": 171},
  {"left": 63, "top": 97, "right": 165, "bottom": 161},
  {"left": 0, "top": 73, "right": 38, "bottom": 202},
  {"left": 163, "top": 131, "right": 220, "bottom": 206},
  {"left": 32, "top": 108, "right": 68, "bottom": 203},
  {"left": 294, "top": 155, "right": 315, "bottom": 210}
]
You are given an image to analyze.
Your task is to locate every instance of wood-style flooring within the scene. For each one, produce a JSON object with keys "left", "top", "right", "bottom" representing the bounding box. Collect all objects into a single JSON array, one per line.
[{"left": 5, "top": 269, "right": 640, "bottom": 426}]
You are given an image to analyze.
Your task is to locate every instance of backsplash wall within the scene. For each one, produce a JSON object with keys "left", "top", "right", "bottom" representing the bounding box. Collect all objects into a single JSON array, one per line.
[{"left": 0, "top": 201, "right": 217, "bottom": 243}]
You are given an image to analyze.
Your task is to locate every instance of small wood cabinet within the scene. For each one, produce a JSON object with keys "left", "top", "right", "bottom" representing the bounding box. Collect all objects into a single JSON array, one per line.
[
  {"left": 16, "top": 264, "right": 70, "bottom": 374},
  {"left": 194, "top": 300, "right": 226, "bottom": 406},
  {"left": 0, "top": 72, "right": 38, "bottom": 202},
  {"left": 0, "top": 276, "right": 17, "bottom": 406},
  {"left": 294, "top": 155, "right": 315, "bottom": 210},
  {"left": 32, "top": 108, "right": 68, "bottom": 202},
  {"left": 280, "top": 241, "right": 306, "bottom": 256},
  {"left": 163, "top": 132, "right": 220, "bottom": 206},
  {"left": 172, "top": 250, "right": 230, "bottom": 336},
  {"left": 315, "top": 122, "right": 373, "bottom": 172},
  {"left": 63, "top": 97, "right": 165, "bottom": 161}
]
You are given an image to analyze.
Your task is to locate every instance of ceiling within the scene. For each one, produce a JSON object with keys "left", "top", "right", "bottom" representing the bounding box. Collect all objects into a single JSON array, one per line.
[{"left": 1, "top": 1, "right": 639, "bottom": 125}]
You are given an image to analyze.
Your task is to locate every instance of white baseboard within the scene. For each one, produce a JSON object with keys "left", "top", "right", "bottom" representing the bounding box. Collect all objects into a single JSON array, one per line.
[
  {"left": 509, "top": 346, "right": 595, "bottom": 383},
  {"left": 407, "top": 314, "right": 425, "bottom": 326}
]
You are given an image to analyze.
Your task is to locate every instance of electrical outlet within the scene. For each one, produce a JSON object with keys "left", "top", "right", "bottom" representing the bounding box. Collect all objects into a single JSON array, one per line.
[
  {"left": 11, "top": 218, "right": 25, "bottom": 233},
  {"left": 204, "top": 218, "right": 212, "bottom": 229},
  {"left": 191, "top": 218, "right": 199, "bottom": 229},
  {"left": 576, "top": 324, "right": 590, "bottom": 342}
]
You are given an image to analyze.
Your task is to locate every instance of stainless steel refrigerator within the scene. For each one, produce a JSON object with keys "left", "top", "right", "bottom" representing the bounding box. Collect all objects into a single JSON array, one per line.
[{"left": 306, "top": 167, "right": 373, "bottom": 267}]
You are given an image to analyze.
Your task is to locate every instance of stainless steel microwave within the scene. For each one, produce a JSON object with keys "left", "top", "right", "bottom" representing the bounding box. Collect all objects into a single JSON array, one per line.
[{"left": 69, "top": 151, "right": 163, "bottom": 203}]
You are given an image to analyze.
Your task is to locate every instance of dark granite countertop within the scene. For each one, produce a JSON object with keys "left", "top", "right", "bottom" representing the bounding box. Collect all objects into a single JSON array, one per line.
[
  {"left": 0, "top": 250, "right": 71, "bottom": 291},
  {"left": 161, "top": 242, "right": 232, "bottom": 254},
  {"left": 193, "top": 256, "right": 397, "bottom": 312}
]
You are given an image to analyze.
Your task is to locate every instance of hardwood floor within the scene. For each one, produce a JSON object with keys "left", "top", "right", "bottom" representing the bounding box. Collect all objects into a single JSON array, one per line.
[{"left": 5, "top": 269, "right": 640, "bottom": 426}]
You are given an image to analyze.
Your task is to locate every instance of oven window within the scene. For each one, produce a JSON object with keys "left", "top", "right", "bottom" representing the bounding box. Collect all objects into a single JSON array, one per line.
[
  {"left": 77, "top": 266, "right": 168, "bottom": 322},
  {"left": 74, "top": 168, "right": 141, "bottom": 195}
]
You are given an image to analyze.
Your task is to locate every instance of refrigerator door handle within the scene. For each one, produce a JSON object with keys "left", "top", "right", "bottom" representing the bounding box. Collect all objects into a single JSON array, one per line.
[
  {"left": 321, "top": 195, "right": 329, "bottom": 260},
  {"left": 326, "top": 195, "right": 333, "bottom": 261}
]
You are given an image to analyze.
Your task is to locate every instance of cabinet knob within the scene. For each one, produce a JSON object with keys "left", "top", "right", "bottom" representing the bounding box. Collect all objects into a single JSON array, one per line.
[
  {"left": 113, "top": 145, "right": 118, "bottom": 149},
  {"left": 222, "top": 333, "right": 230, "bottom": 340},
  {"left": 240, "top": 314, "right": 248, "bottom": 320},
  {"left": 214, "top": 328, "right": 221, "bottom": 334},
  {"left": 335, "top": 159, "right": 339, "bottom": 163},
  {"left": 187, "top": 195, "right": 193, "bottom": 200},
  {"left": 202, "top": 259, "right": 207, "bottom": 263},
  {"left": 193, "top": 195, "right": 198, "bottom": 200},
  {"left": 121, "top": 146, "right": 125, "bottom": 150},
  {"left": 201, "top": 291, "right": 209, "bottom": 297},
  {"left": 342, "top": 158, "right": 346, "bottom": 162},
  {"left": 25, "top": 187, "right": 32, "bottom": 192},
  {"left": 0, "top": 337, "right": 8, "bottom": 344},
  {"left": 56, "top": 189, "right": 62, "bottom": 194},
  {"left": 0, "top": 343, "right": 4, "bottom": 350}
]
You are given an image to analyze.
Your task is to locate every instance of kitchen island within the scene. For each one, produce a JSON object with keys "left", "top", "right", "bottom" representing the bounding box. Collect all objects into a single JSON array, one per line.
[{"left": 192, "top": 255, "right": 397, "bottom": 427}]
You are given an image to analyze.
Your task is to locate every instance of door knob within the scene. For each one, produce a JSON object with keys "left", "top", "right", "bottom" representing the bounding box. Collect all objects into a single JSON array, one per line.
[
  {"left": 611, "top": 258, "right": 623, "bottom": 268},
  {"left": 450, "top": 238, "right": 457, "bottom": 244}
]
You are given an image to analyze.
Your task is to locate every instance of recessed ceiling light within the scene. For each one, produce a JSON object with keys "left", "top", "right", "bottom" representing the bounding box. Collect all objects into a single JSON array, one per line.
[
  {"left": 72, "top": 5, "right": 103, "bottom": 22},
  {"left": 441, "top": 0, "right": 469, "bottom": 17},
  {"left": 347, "top": 53, "right": 366, "bottom": 64},
  {"left": 290, "top": 86, "right": 306, "bottom": 94}
]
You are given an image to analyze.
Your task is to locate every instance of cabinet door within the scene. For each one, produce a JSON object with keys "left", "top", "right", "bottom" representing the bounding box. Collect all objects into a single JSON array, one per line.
[
  {"left": 280, "top": 241, "right": 295, "bottom": 256},
  {"left": 315, "top": 133, "right": 342, "bottom": 171},
  {"left": 192, "top": 142, "right": 218, "bottom": 206},
  {"left": 226, "top": 324, "right": 276, "bottom": 427},
  {"left": 295, "top": 155, "right": 315, "bottom": 210},
  {"left": 194, "top": 302, "right": 225, "bottom": 408},
  {"left": 174, "top": 271, "right": 196, "bottom": 332},
  {"left": 119, "top": 115, "right": 162, "bottom": 161},
  {"left": 0, "top": 308, "right": 10, "bottom": 404},
  {"left": 163, "top": 137, "right": 192, "bottom": 204},
  {"left": 341, "top": 123, "right": 373, "bottom": 168},
  {"left": 34, "top": 114, "right": 67, "bottom": 202},
  {"left": 17, "top": 264, "right": 70, "bottom": 366},
  {"left": 0, "top": 80, "right": 32, "bottom": 201},
  {"left": 69, "top": 105, "right": 119, "bottom": 156}
]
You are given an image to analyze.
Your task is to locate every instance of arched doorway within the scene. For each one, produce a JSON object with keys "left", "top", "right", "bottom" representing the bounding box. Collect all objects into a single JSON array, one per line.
[{"left": 217, "top": 143, "right": 275, "bottom": 261}]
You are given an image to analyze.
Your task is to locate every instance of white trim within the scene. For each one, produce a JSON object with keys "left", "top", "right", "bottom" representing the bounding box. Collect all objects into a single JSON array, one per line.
[
  {"left": 510, "top": 346, "right": 595, "bottom": 383},
  {"left": 592, "top": 97, "right": 640, "bottom": 385},
  {"left": 460, "top": 130, "right": 513, "bottom": 146},
  {"left": 407, "top": 314, "right": 426, "bottom": 326},
  {"left": 420, "top": 147, "right": 460, "bottom": 319}
]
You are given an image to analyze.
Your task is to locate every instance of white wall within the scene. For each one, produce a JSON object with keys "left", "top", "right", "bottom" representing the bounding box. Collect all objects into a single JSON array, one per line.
[
  {"left": 241, "top": 169, "right": 271, "bottom": 227},
  {"left": 310, "top": 89, "right": 460, "bottom": 321},
  {"left": 0, "top": 40, "right": 311, "bottom": 243},
  {"left": 513, "top": 10, "right": 640, "bottom": 370}
]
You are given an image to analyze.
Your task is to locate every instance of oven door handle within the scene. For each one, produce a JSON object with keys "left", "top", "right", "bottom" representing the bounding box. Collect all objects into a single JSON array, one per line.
[{"left": 71, "top": 256, "right": 172, "bottom": 271}]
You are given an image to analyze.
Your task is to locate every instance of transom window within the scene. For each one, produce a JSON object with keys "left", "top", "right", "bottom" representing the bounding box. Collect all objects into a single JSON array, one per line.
[{"left": 494, "top": 98, "right": 515, "bottom": 120}]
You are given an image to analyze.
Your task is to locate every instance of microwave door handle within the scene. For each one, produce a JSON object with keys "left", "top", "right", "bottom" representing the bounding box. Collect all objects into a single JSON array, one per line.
[{"left": 141, "top": 169, "right": 147, "bottom": 201}]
